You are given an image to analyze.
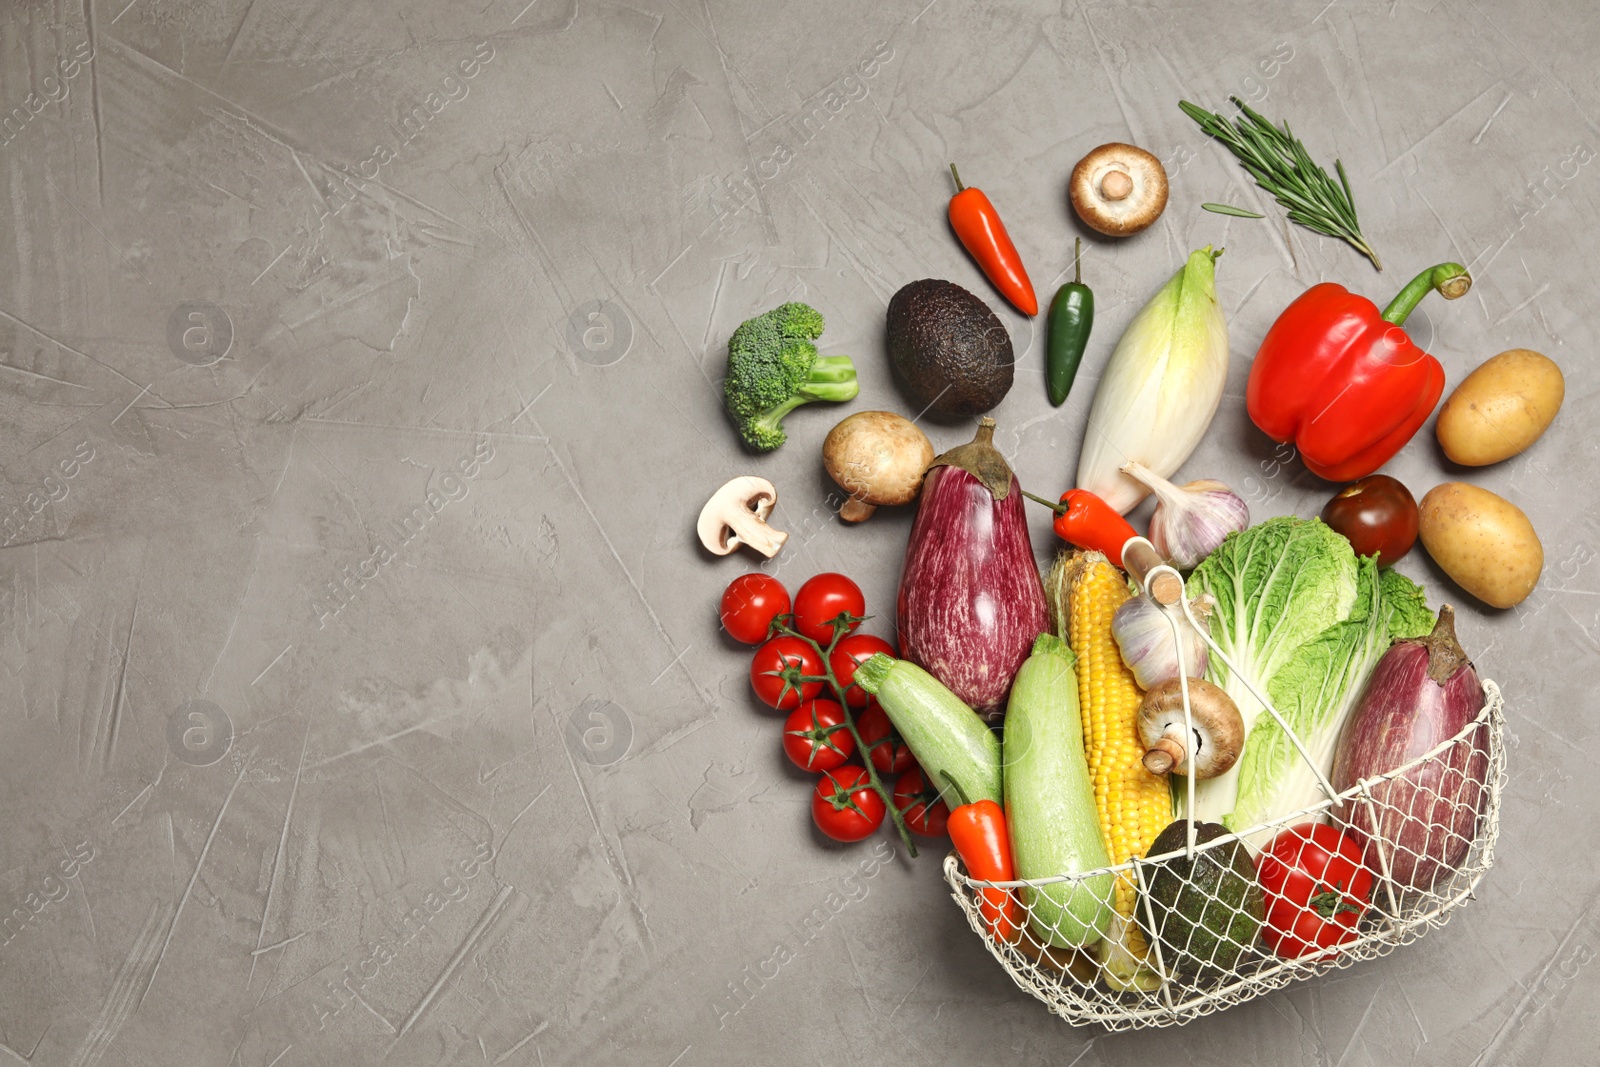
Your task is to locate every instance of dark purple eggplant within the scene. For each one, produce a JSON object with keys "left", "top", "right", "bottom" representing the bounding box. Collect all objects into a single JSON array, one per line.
[
  {"left": 1331, "top": 605, "right": 1489, "bottom": 891},
  {"left": 896, "top": 418, "right": 1048, "bottom": 720}
]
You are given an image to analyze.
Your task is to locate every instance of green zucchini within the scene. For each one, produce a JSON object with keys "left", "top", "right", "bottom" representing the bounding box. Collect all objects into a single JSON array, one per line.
[
  {"left": 1002, "top": 633, "right": 1114, "bottom": 948},
  {"left": 852, "top": 654, "right": 1001, "bottom": 806}
]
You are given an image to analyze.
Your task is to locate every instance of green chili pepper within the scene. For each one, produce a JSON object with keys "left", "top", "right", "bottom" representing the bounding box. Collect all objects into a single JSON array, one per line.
[{"left": 1046, "top": 238, "right": 1094, "bottom": 406}]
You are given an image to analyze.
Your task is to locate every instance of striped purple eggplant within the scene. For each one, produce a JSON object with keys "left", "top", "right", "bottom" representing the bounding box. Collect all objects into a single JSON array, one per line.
[
  {"left": 896, "top": 418, "right": 1048, "bottom": 721},
  {"left": 1331, "top": 605, "right": 1488, "bottom": 891}
]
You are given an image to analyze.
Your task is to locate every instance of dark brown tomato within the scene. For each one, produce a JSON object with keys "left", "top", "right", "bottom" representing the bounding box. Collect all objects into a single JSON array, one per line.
[{"left": 1319, "top": 475, "right": 1419, "bottom": 566}]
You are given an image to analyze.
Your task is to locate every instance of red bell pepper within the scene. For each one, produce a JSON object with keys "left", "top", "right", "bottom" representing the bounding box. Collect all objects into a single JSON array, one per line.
[{"left": 1246, "top": 262, "right": 1472, "bottom": 482}]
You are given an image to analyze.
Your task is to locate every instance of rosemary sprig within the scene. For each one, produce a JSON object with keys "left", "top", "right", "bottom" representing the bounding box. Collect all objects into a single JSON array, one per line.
[
  {"left": 1180, "top": 97, "right": 1383, "bottom": 271},
  {"left": 1201, "top": 202, "right": 1265, "bottom": 219}
]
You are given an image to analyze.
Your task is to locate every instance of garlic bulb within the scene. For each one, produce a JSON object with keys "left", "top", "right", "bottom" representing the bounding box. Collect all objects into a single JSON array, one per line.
[
  {"left": 1121, "top": 462, "right": 1248, "bottom": 569},
  {"left": 1110, "top": 591, "right": 1215, "bottom": 691}
]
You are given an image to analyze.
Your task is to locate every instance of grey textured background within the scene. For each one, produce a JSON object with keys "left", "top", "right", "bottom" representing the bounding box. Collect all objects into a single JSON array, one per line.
[{"left": 0, "top": 0, "right": 1593, "bottom": 1063}]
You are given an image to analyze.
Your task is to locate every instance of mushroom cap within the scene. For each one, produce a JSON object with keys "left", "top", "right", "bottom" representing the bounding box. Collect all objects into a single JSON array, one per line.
[
  {"left": 1069, "top": 143, "right": 1169, "bottom": 237},
  {"left": 1136, "top": 677, "right": 1244, "bottom": 777},
  {"left": 822, "top": 411, "right": 935, "bottom": 507}
]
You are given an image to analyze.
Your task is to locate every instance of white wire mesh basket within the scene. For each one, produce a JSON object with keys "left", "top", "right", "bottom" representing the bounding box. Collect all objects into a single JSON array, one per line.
[
  {"left": 943, "top": 682, "right": 1503, "bottom": 1028},
  {"left": 942, "top": 539, "right": 1507, "bottom": 1030}
]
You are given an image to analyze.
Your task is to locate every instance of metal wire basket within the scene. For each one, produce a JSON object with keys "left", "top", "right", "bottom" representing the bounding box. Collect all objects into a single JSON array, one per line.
[{"left": 941, "top": 540, "right": 1508, "bottom": 1029}]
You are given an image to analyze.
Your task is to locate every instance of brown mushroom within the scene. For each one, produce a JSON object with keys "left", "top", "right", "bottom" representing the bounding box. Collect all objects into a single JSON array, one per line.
[
  {"left": 822, "top": 411, "right": 935, "bottom": 523},
  {"left": 1069, "top": 143, "right": 1169, "bottom": 236},
  {"left": 1136, "top": 677, "right": 1244, "bottom": 778},
  {"left": 697, "top": 476, "right": 788, "bottom": 558}
]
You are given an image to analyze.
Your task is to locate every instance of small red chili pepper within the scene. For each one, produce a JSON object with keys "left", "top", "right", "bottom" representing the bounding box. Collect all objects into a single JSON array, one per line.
[
  {"left": 943, "top": 774, "right": 1021, "bottom": 944},
  {"left": 1247, "top": 262, "right": 1472, "bottom": 482},
  {"left": 947, "top": 164, "right": 1037, "bottom": 316},
  {"left": 1022, "top": 488, "right": 1138, "bottom": 569}
]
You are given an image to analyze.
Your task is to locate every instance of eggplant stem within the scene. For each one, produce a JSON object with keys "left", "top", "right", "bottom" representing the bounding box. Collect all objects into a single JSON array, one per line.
[
  {"left": 927, "top": 417, "right": 1015, "bottom": 500},
  {"left": 1422, "top": 604, "right": 1471, "bottom": 683}
]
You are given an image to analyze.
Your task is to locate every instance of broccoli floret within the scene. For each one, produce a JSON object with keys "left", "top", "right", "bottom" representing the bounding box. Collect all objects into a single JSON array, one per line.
[
  {"left": 723, "top": 302, "right": 857, "bottom": 452},
  {"left": 767, "top": 301, "right": 825, "bottom": 342}
]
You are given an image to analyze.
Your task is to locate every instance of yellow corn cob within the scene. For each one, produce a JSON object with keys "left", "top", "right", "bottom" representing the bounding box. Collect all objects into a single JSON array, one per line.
[{"left": 1048, "top": 551, "right": 1173, "bottom": 968}]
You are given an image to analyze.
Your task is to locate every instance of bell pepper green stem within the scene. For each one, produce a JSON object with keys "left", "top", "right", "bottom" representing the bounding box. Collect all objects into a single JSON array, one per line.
[
  {"left": 949, "top": 163, "right": 965, "bottom": 193},
  {"left": 1380, "top": 262, "right": 1472, "bottom": 325}
]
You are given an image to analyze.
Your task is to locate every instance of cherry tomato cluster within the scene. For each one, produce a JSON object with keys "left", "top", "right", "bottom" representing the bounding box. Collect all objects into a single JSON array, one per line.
[{"left": 719, "top": 572, "right": 949, "bottom": 850}]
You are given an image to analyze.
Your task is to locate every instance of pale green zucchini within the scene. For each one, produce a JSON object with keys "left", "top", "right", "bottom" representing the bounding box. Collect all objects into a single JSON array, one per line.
[
  {"left": 1002, "top": 633, "right": 1114, "bottom": 948},
  {"left": 852, "top": 653, "right": 1001, "bottom": 807}
]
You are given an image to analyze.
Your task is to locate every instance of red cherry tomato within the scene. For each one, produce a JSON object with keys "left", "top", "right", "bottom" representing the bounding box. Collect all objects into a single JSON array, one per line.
[
  {"left": 781, "top": 699, "right": 855, "bottom": 773},
  {"left": 811, "top": 766, "right": 886, "bottom": 842},
  {"left": 719, "top": 573, "right": 791, "bottom": 645},
  {"left": 792, "top": 573, "right": 866, "bottom": 644},
  {"left": 1319, "top": 475, "right": 1419, "bottom": 567},
  {"left": 828, "top": 633, "right": 896, "bottom": 707},
  {"left": 749, "top": 637, "right": 823, "bottom": 711},
  {"left": 1257, "top": 823, "right": 1374, "bottom": 959},
  {"left": 857, "top": 703, "right": 913, "bottom": 775},
  {"left": 892, "top": 766, "right": 949, "bottom": 837}
]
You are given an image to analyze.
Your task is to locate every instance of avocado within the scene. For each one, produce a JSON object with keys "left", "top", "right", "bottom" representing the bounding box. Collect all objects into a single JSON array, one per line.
[
  {"left": 886, "top": 280, "right": 1013, "bottom": 420},
  {"left": 1136, "top": 820, "right": 1263, "bottom": 978}
]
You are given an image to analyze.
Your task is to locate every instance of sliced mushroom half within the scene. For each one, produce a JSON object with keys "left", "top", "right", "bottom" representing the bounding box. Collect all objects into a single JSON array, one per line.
[{"left": 697, "top": 476, "right": 789, "bottom": 558}]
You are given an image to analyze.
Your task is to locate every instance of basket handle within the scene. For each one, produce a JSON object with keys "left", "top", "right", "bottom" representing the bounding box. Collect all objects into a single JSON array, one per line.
[
  {"left": 1179, "top": 591, "right": 1341, "bottom": 805},
  {"left": 1120, "top": 535, "right": 1342, "bottom": 859},
  {"left": 1123, "top": 538, "right": 1182, "bottom": 605}
]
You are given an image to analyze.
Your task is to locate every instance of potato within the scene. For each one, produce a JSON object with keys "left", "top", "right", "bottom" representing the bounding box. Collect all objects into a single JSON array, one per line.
[
  {"left": 1436, "top": 348, "right": 1564, "bottom": 466},
  {"left": 1418, "top": 482, "right": 1543, "bottom": 608}
]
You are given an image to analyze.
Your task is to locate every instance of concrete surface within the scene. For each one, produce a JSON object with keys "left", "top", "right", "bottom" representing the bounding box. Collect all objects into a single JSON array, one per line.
[{"left": 0, "top": 0, "right": 1594, "bottom": 1063}]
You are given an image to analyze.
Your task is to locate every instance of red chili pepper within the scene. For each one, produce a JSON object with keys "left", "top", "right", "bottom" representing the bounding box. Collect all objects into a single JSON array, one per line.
[
  {"left": 1022, "top": 488, "right": 1137, "bottom": 569},
  {"left": 947, "top": 164, "right": 1037, "bottom": 317},
  {"left": 943, "top": 774, "right": 1021, "bottom": 944},
  {"left": 1246, "top": 263, "right": 1472, "bottom": 482}
]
